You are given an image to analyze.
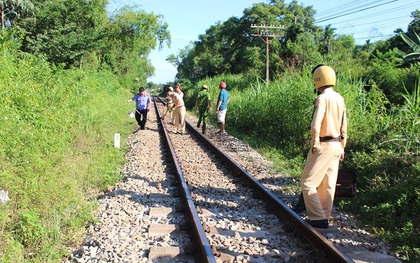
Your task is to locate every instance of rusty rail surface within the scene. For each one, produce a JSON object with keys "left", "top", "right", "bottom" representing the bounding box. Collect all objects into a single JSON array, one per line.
[
  {"left": 156, "top": 96, "right": 354, "bottom": 263},
  {"left": 184, "top": 118, "right": 354, "bottom": 262}
]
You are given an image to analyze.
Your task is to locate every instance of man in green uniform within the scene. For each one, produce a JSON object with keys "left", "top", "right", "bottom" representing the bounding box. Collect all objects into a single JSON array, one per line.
[
  {"left": 300, "top": 65, "right": 347, "bottom": 229},
  {"left": 195, "top": 84, "right": 211, "bottom": 134}
]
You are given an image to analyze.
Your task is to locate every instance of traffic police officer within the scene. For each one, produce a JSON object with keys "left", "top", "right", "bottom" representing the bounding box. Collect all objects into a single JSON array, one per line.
[
  {"left": 172, "top": 85, "right": 186, "bottom": 134},
  {"left": 300, "top": 65, "right": 347, "bottom": 228}
]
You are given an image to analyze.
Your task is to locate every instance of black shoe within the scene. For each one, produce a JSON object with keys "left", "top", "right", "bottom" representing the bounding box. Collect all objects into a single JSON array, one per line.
[
  {"left": 140, "top": 127, "right": 145, "bottom": 130},
  {"left": 308, "top": 219, "right": 328, "bottom": 229},
  {"left": 292, "top": 203, "right": 305, "bottom": 213},
  {"left": 197, "top": 124, "right": 200, "bottom": 128}
]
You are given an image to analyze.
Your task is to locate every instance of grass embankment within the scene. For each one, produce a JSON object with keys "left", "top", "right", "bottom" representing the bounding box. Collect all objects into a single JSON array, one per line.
[
  {"left": 0, "top": 53, "right": 135, "bottom": 262},
  {"left": 186, "top": 71, "right": 420, "bottom": 262}
]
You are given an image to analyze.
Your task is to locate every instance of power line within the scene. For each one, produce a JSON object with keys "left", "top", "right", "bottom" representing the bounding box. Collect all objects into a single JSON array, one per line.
[
  {"left": 335, "top": 16, "right": 412, "bottom": 34},
  {"left": 250, "top": 24, "right": 284, "bottom": 84},
  {"left": 322, "top": 1, "right": 419, "bottom": 26},
  {"left": 354, "top": 33, "right": 396, "bottom": 41},
  {"left": 336, "top": 15, "right": 407, "bottom": 28},
  {"left": 315, "top": 0, "right": 389, "bottom": 20},
  {"left": 303, "top": 0, "right": 419, "bottom": 44},
  {"left": 316, "top": 0, "right": 398, "bottom": 23},
  {"left": 314, "top": 0, "right": 367, "bottom": 18}
]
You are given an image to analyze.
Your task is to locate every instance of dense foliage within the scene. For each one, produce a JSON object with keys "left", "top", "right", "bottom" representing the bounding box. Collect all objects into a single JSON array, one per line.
[
  {"left": 0, "top": 1, "right": 169, "bottom": 261},
  {"left": 0, "top": 48, "right": 133, "bottom": 261},
  {"left": 1, "top": 0, "right": 170, "bottom": 85}
]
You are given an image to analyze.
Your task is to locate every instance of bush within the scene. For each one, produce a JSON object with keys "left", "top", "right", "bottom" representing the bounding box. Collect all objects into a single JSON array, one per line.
[{"left": 0, "top": 52, "right": 133, "bottom": 261}]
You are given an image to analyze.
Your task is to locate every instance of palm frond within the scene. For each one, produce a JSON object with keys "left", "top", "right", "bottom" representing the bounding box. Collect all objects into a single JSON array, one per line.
[
  {"left": 403, "top": 52, "right": 420, "bottom": 62},
  {"left": 400, "top": 32, "right": 420, "bottom": 53},
  {"left": 400, "top": 32, "right": 420, "bottom": 64}
]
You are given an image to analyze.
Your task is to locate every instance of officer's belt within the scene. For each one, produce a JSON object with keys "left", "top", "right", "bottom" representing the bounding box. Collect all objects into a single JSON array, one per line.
[{"left": 319, "top": 136, "right": 341, "bottom": 142}]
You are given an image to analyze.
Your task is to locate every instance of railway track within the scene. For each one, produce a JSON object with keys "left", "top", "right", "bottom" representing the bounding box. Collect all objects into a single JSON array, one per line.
[
  {"left": 153, "top": 97, "right": 354, "bottom": 263},
  {"left": 66, "top": 96, "right": 400, "bottom": 263}
]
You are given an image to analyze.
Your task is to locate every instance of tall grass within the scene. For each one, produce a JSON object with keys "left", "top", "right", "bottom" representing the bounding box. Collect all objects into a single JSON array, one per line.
[{"left": 0, "top": 51, "right": 134, "bottom": 261}]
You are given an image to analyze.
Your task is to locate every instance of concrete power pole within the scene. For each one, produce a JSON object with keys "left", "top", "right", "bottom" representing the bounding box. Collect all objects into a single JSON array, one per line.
[{"left": 251, "top": 24, "right": 284, "bottom": 84}]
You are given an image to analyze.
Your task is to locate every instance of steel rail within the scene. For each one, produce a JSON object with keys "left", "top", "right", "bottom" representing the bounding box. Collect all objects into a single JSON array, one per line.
[
  {"left": 152, "top": 97, "right": 216, "bottom": 263},
  {"left": 155, "top": 95, "right": 353, "bottom": 263},
  {"left": 183, "top": 119, "right": 354, "bottom": 263}
]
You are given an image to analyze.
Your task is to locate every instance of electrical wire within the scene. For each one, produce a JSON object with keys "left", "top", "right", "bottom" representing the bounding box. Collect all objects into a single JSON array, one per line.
[
  {"left": 316, "top": 0, "right": 398, "bottom": 23},
  {"left": 336, "top": 15, "right": 408, "bottom": 28},
  {"left": 311, "top": 0, "right": 419, "bottom": 43},
  {"left": 314, "top": 0, "right": 369, "bottom": 17},
  {"left": 354, "top": 34, "right": 396, "bottom": 41},
  {"left": 325, "top": 1, "right": 419, "bottom": 26},
  {"left": 315, "top": 0, "right": 389, "bottom": 19},
  {"left": 315, "top": 0, "right": 394, "bottom": 20}
]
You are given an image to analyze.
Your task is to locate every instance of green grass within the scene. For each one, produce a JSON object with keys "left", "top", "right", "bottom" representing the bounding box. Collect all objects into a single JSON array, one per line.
[
  {"left": 0, "top": 52, "right": 135, "bottom": 262},
  {"left": 186, "top": 70, "right": 420, "bottom": 262}
]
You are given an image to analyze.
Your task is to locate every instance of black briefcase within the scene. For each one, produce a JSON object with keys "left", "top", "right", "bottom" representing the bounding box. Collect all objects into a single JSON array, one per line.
[{"left": 335, "top": 167, "right": 357, "bottom": 198}]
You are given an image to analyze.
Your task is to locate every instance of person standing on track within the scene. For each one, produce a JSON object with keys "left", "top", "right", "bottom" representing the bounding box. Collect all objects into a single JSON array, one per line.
[
  {"left": 162, "top": 86, "right": 174, "bottom": 124},
  {"left": 300, "top": 65, "right": 347, "bottom": 229},
  {"left": 195, "top": 84, "right": 211, "bottom": 134},
  {"left": 215, "top": 81, "right": 230, "bottom": 135},
  {"left": 172, "top": 85, "right": 186, "bottom": 134},
  {"left": 127, "top": 87, "right": 151, "bottom": 130}
]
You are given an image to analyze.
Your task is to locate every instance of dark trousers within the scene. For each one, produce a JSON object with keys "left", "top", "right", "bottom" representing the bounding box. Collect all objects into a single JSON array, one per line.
[{"left": 135, "top": 109, "right": 148, "bottom": 129}]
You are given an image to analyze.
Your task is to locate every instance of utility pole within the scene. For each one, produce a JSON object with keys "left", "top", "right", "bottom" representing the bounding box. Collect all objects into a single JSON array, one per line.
[{"left": 251, "top": 24, "right": 284, "bottom": 84}]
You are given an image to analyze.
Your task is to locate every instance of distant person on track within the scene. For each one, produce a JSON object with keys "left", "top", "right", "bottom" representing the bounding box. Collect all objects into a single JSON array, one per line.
[
  {"left": 215, "top": 81, "right": 230, "bottom": 135},
  {"left": 172, "top": 85, "right": 186, "bottom": 134},
  {"left": 127, "top": 87, "right": 151, "bottom": 130},
  {"left": 300, "top": 65, "right": 347, "bottom": 229},
  {"left": 162, "top": 86, "right": 174, "bottom": 124},
  {"left": 195, "top": 84, "right": 211, "bottom": 134}
]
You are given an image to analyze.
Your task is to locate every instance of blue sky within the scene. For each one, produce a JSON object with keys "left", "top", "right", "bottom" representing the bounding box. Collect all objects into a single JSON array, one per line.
[{"left": 107, "top": 0, "right": 419, "bottom": 84}]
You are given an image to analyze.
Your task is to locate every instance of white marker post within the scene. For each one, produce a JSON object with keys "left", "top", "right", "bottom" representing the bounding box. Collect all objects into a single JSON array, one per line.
[{"left": 114, "top": 133, "right": 120, "bottom": 149}]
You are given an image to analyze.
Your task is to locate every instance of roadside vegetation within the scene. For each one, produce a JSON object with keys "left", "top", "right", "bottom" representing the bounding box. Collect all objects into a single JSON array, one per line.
[
  {"left": 0, "top": 0, "right": 419, "bottom": 262},
  {"left": 0, "top": 1, "right": 169, "bottom": 262},
  {"left": 0, "top": 51, "right": 131, "bottom": 261}
]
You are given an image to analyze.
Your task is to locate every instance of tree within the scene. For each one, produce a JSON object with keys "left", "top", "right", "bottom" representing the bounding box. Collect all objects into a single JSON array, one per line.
[
  {"left": 18, "top": 0, "right": 108, "bottom": 68},
  {"left": 173, "top": 0, "right": 321, "bottom": 81},
  {"left": 319, "top": 24, "right": 336, "bottom": 54},
  {"left": 408, "top": 10, "right": 420, "bottom": 34},
  {"left": 101, "top": 6, "right": 170, "bottom": 84}
]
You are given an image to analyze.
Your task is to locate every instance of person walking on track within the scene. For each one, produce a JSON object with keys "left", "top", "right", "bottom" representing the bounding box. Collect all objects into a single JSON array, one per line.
[
  {"left": 195, "top": 84, "right": 211, "bottom": 134},
  {"left": 172, "top": 85, "right": 186, "bottom": 134},
  {"left": 300, "top": 65, "right": 347, "bottom": 229},
  {"left": 215, "top": 81, "right": 230, "bottom": 135},
  {"left": 127, "top": 87, "right": 151, "bottom": 130},
  {"left": 162, "top": 86, "right": 174, "bottom": 124}
]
